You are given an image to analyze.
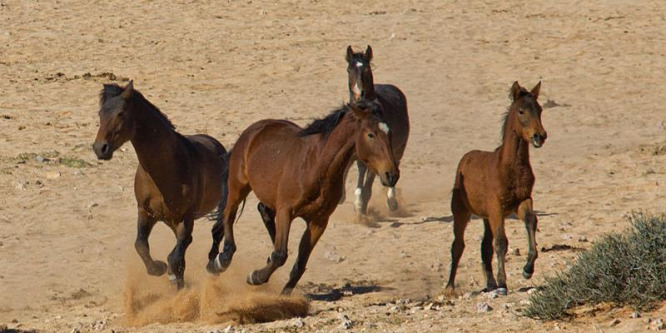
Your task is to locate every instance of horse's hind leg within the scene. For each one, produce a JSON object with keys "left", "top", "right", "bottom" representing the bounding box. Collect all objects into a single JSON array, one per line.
[
  {"left": 247, "top": 209, "right": 292, "bottom": 286},
  {"left": 135, "top": 209, "right": 167, "bottom": 276},
  {"left": 481, "top": 218, "right": 498, "bottom": 291},
  {"left": 517, "top": 199, "right": 538, "bottom": 279},
  {"left": 445, "top": 190, "right": 471, "bottom": 296},
  {"left": 282, "top": 218, "right": 328, "bottom": 294},
  {"left": 209, "top": 187, "right": 248, "bottom": 274},
  {"left": 206, "top": 215, "right": 224, "bottom": 274},
  {"left": 167, "top": 217, "right": 194, "bottom": 289},
  {"left": 258, "top": 202, "right": 276, "bottom": 244}
]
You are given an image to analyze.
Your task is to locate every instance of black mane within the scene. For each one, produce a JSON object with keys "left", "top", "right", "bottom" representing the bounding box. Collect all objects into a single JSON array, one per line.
[
  {"left": 99, "top": 83, "right": 175, "bottom": 130},
  {"left": 299, "top": 105, "right": 349, "bottom": 137}
]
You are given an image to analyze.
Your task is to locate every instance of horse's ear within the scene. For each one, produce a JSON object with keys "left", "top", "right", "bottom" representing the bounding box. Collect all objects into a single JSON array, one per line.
[
  {"left": 121, "top": 80, "right": 134, "bottom": 99},
  {"left": 510, "top": 81, "right": 522, "bottom": 101},
  {"left": 531, "top": 81, "right": 541, "bottom": 100},
  {"left": 365, "top": 45, "right": 373, "bottom": 61},
  {"left": 346, "top": 45, "right": 354, "bottom": 63}
]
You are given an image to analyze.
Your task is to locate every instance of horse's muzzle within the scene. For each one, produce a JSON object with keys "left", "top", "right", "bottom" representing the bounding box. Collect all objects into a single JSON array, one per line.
[
  {"left": 93, "top": 142, "right": 113, "bottom": 160},
  {"left": 531, "top": 133, "right": 547, "bottom": 149}
]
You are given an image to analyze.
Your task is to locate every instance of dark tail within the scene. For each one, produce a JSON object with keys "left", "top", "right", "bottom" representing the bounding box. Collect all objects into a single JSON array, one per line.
[
  {"left": 207, "top": 149, "right": 246, "bottom": 222},
  {"left": 208, "top": 150, "right": 231, "bottom": 221}
]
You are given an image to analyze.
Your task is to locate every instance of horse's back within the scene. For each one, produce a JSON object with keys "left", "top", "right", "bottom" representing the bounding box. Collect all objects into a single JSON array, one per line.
[
  {"left": 375, "top": 84, "right": 409, "bottom": 157},
  {"left": 229, "top": 119, "right": 303, "bottom": 206}
]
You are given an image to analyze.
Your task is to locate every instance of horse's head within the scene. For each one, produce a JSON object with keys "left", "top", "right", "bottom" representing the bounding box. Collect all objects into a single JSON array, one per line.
[
  {"left": 346, "top": 45, "right": 375, "bottom": 102},
  {"left": 93, "top": 81, "right": 137, "bottom": 160},
  {"left": 508, "top": 81, "right": 547, "bottom": 148},
  {"left": 350, "top": 101, "right": 399, "bottom": 187}
]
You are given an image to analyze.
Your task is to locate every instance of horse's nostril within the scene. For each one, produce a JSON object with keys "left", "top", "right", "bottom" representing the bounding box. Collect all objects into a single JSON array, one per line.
[{"left": 101, "top": 143, "right": 109, "bottom": 154}]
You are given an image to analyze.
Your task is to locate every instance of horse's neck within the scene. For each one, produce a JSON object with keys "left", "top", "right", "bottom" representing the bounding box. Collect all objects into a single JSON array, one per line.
[
  {"left": 314, "top": 116, "right": 357, "bottom": 185},
  {"left": 130, "top": 100, "right": 183, "bottom": 180},
  {"left": 498, "top": 126, "right": 531, "bottom": 172}
]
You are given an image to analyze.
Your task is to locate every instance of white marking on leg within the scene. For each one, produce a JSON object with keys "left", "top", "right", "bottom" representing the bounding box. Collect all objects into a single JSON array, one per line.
[
  {"left": 387, "top": 187, "right": 395, "bottom": 200},
  {"left": 168, "top": 274, "right": 177, "bottom": 282},
  {"left": 214, "top": 255, "right": 222, "bottom": 270},
  {"left": 379, "top": 122, "right": 390, "bottom": 134},
  {"left": 354, "top": 188, "right": 363, "bottom": 211}
]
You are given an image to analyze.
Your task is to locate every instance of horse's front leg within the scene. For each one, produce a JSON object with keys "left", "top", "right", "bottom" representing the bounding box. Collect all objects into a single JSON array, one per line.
[
  {"left": 135, "top": 208, "right": 167, "bottom": 276},
  {"left": 282, "top": 218, "right": 328, "bottom": 295},
  {"left": 247, "top": 209, "right": 292, "bottom": 286},
  {"left": 517, "top": 199, "right": 538, "bottom": 279},
  {"left": 167, "top": 217, "right": 194, "bottom": 290}
]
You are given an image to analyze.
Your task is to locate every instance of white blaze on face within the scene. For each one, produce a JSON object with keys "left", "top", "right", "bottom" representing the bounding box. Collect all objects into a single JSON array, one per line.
[
  {"left": 352, "top": 82, "right": 361, "bottom": 99},
  {"left": 379, "top": 122, "right": 390, "bottom": 135},
  {"left": 356, "top": 61, "right": 363, "bottom": 68}
]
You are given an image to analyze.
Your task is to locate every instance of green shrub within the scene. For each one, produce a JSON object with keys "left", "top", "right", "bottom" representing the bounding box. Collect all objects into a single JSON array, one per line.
[{"left": 525, "top": 212, "right": 666, "bottom": 320}]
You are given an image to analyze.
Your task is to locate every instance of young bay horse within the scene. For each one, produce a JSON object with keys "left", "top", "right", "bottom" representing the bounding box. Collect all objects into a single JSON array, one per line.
[
  {"left": 445, "top": 81, "right": 547, "bottom": 296},
  {"left": 93, "top": 81, "right": 228, "bottom": 289},
  {"left": 206, "top": 101, "right": 399, "bottom": 294},
  {"left": 342, "top": 45, "right": 410, "bottom": 215}
]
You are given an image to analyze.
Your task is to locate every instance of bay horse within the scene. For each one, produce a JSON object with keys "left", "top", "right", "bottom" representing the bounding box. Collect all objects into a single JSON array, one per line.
[
  {"left": 92, "top": 81, "right": 228, "bottom": 289},
  {"left": 206, "top": 100, "right": 399, "bottom": 294},
  {"left": 341, "top": 45, "right": 410, "bottom": 215},
  {"left": 445, "top": 81, "right": 547, "bottom": 296}
]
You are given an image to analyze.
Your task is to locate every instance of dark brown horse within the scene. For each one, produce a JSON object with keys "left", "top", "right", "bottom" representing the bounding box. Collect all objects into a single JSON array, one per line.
[
  {"left": 207, "top": 100, "right": 399, "bottom": 294},
  {"left": 340, "top": 45, "right": 410, "bottom": 214},
  {"left": 445, "top": 81, "right": 547, "bottom": 296},
  {"left": 93, "top": 81, "right": 228, "bottom": 289}
]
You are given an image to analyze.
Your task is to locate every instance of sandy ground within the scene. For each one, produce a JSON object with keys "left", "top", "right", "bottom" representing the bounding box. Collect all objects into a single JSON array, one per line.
[{"left": 1, "top": 0, "right": 665, "bottom": 332}]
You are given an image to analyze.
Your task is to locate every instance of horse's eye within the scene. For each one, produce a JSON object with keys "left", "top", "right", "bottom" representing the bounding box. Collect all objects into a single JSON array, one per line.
[
  {"left": 518, "top": 109, "right": 525, "bottom": 115},
  {"left": 367, "top": 132, "right": 375, "bottom": 139}
]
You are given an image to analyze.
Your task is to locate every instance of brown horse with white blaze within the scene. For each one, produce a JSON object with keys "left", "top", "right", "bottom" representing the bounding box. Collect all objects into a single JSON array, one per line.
[
  {"left": 445, "top": 81, "right": 547, "bottom": 296},
  {"left": 207, "top": 100, "right": 399, "bottom": 294},
  {"left": 93, "top": 81, "right": 228, "bottom": 289},
  {"left": 341, "top": 45, "right": 410, "bottom": 215}
]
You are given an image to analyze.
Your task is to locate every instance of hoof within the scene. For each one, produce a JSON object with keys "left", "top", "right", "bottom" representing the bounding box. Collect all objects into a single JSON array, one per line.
[
  {"left": 246, "top": 271, "right": 264, "bottom": 286},
  {"left": 443, "top": 286, "right": 457, "bottom": 298},
  {"left": 147, "top": 260, "right": 168, "bottom": 276},
  {"left": 496, "top": 287, "right": 508, "bottom": 296},
  {"left": 207, "top": 254, "right": 230, "bottom": 275},
  {"left": 386, "top": 198, "right": 398, "bottom": 211},
  {"left": 522, "top": 269, "right": 534, "bottom": 280}
]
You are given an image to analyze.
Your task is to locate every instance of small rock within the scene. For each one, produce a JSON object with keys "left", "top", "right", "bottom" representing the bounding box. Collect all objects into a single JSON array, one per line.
[
  {"left": 92, "top": 319, "right": 106, "bottom": 330},
  {"left": 511, "top": 248, "right": 520, "bottom": 256},
  {"left": 338, "top": 314, "right": 353, "bottom": 329},
  {"left": 561, "top": 234, "right": 573, "bottom": 240},
  {"left": 482, "top": 290, "right": 498, "bottom": 299},
  {"left": 610, "top": 318, "right": 621, "bottom": 327},
  {"left": 45, "top": 170, "right": 61, "bottom": 179},
  {"left": 476, "top": 302, "right": 492, "bottom": 313},
  {"left": 14, "top": 181, "right": 27, "bottom": 190},
  {"left": 87, "top": 201, "right": 99, "bottom": 209},
  {"left": 223, "top": 325, "right": 234, "bottom": 333},
  {"left": 73, "top": 170, "right": 84, "bottom": 176},
  {"left": 437, "top": 295, "right": 445, "bottom": 302},
  {"left": 519, "top": 300, "right": 531, "bottom": 306},
  {"left": 462, "top": 292, "right": 473, "bottom": 300},
  {"left": 70, "top": 328, "right": 81, "bottom": 333},
  {"left": 578, "top": 235, "right": 588, "bottom": 242},
  {"left": 35, "top": 155, "right": 47, "bottom": 163},
  {"left": 324, "top": 251, "right": 345, "bottom": 263},
  {"left": 630, "top": 311, "right": 642, "bottom": 319},
  {"left": 291, "top": 317, "right": 305, "bottom": 327},
  {"left": 527, "top": 288, "right": 537, "bottom": 295},
  {"left": 652, "top": 318, "right": 665, "bottom": 330}
]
